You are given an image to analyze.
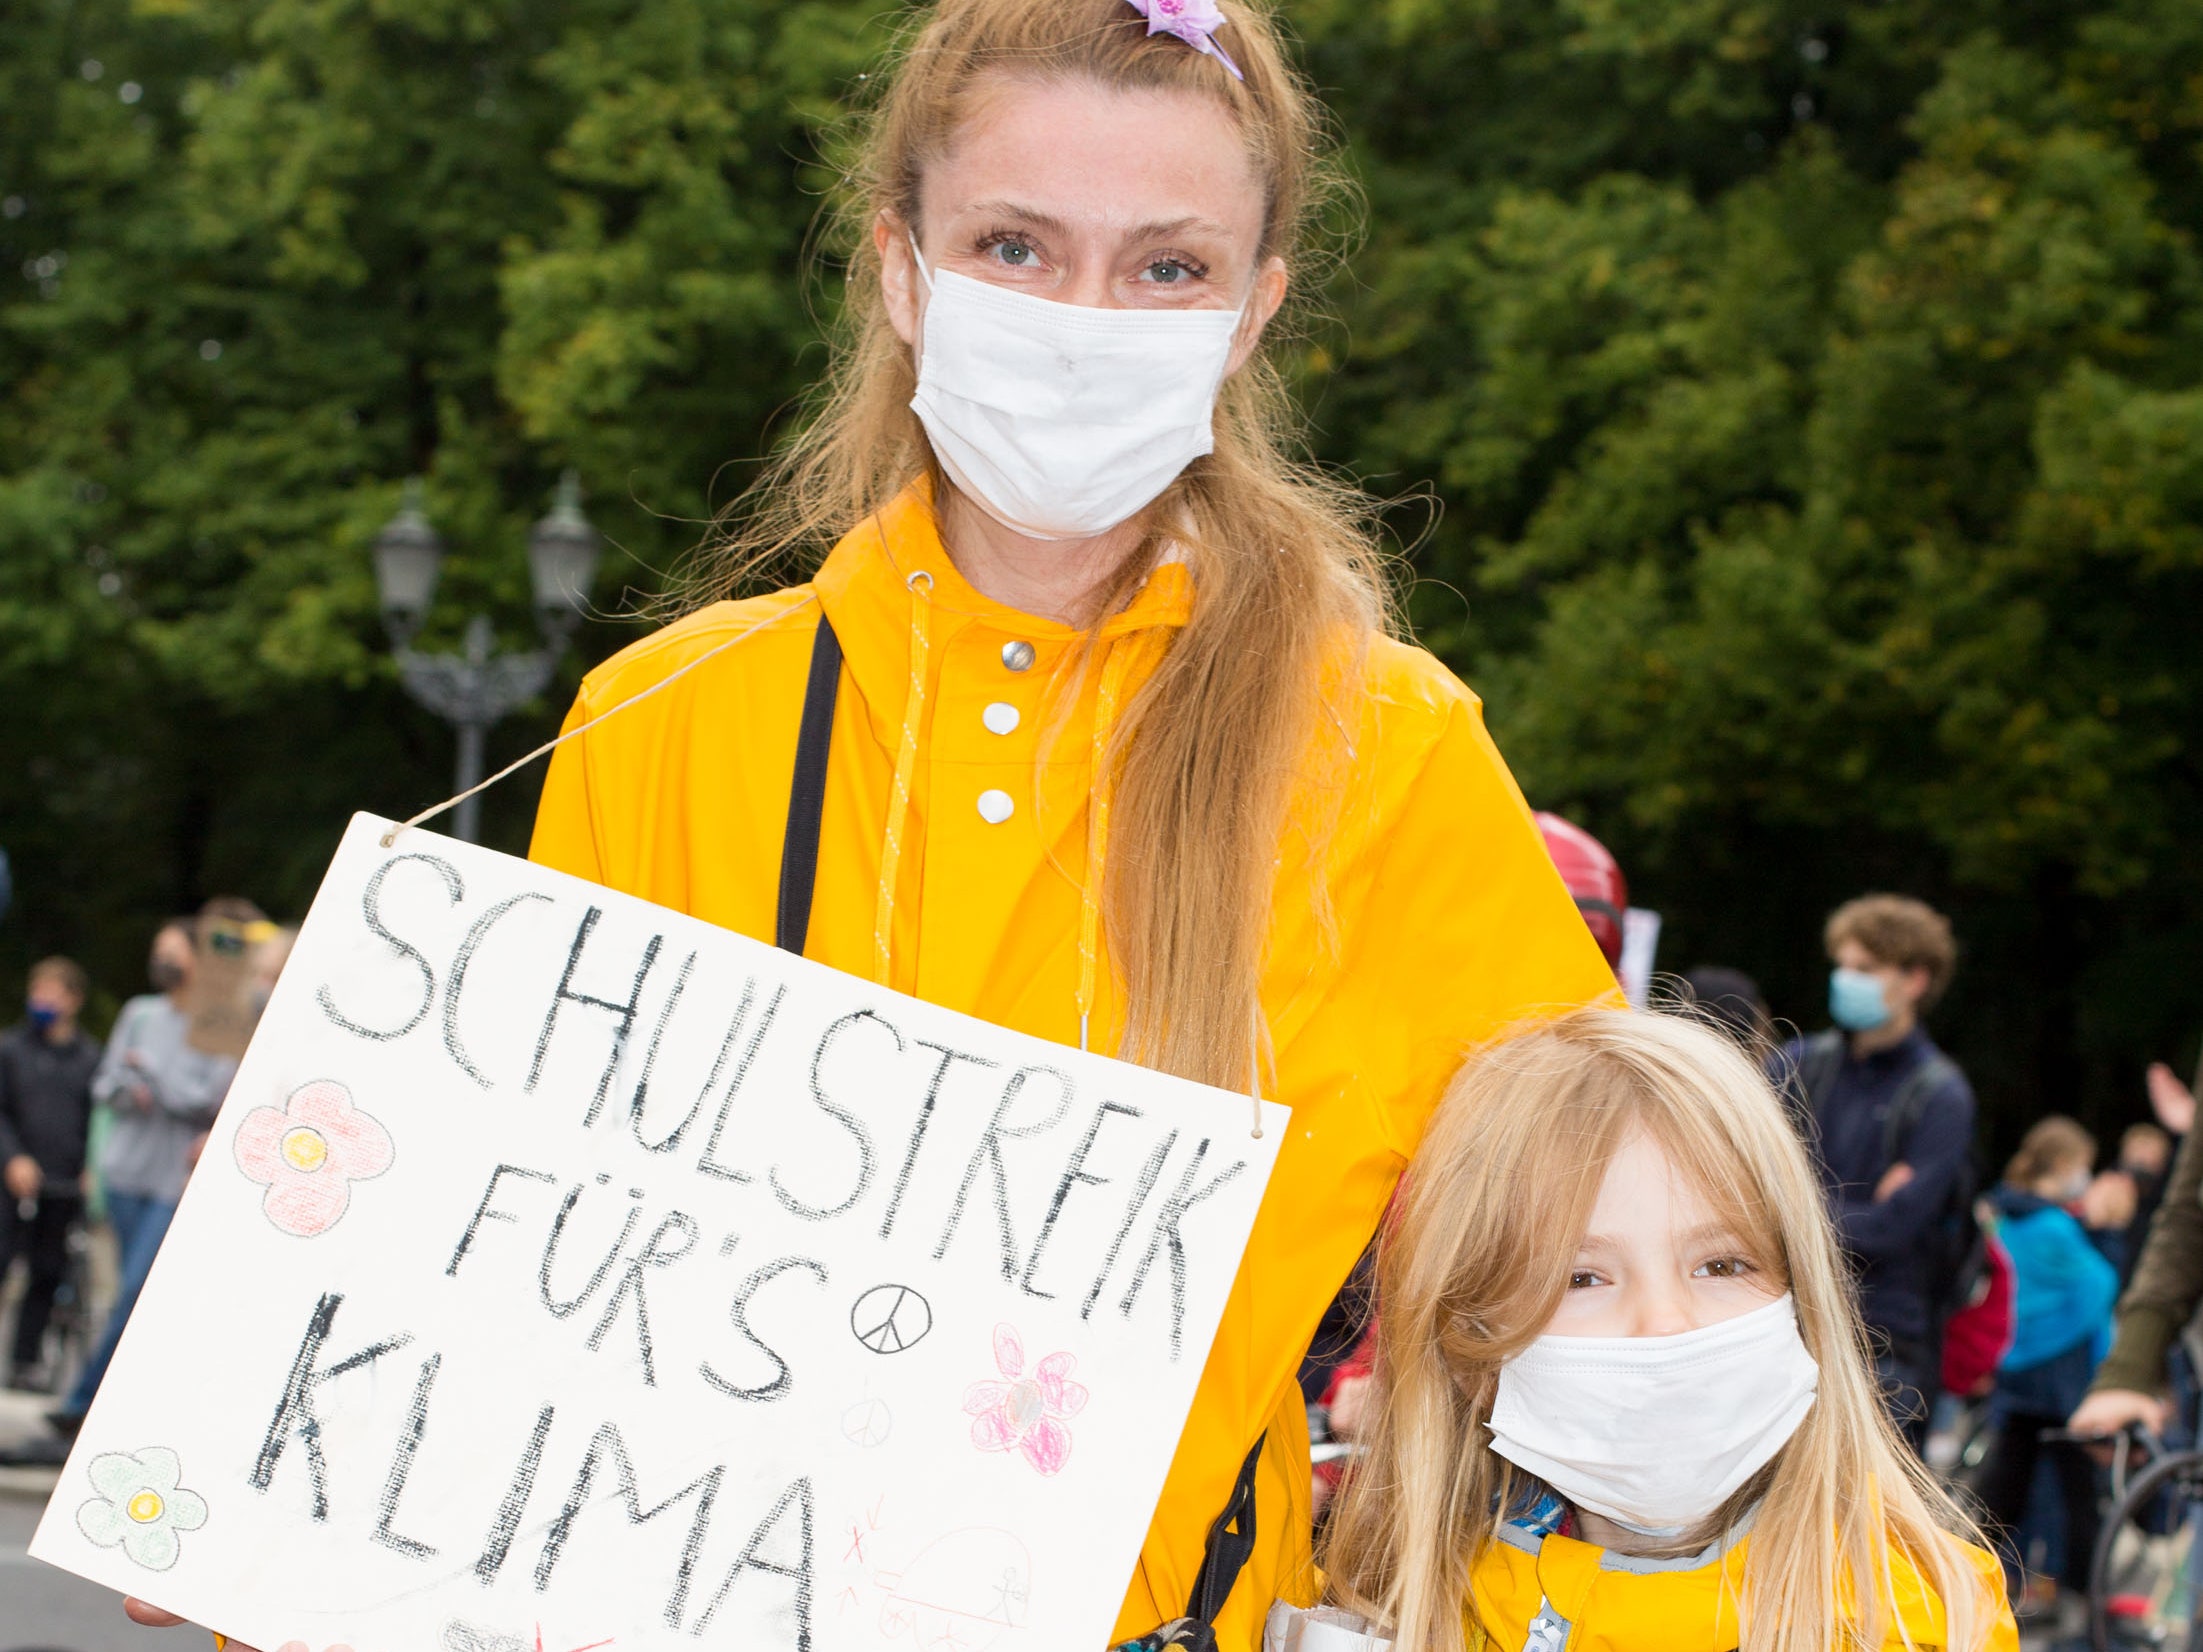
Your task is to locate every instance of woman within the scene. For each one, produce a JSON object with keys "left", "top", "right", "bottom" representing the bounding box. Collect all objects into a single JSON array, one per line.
[{"left": 129, "top": 2, "right": 1610, "bottom": 1647}]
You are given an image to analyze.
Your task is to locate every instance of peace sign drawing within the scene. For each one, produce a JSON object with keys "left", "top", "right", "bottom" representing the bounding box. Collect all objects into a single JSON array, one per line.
[{"left": 850, "top": 1284, "right": 933, "bottom": 1355}]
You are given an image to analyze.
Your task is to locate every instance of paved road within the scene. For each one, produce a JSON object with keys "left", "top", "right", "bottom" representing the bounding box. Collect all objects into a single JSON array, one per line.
[{"left": 1, "top": 1492, "right": 204, "bottom": 1652}]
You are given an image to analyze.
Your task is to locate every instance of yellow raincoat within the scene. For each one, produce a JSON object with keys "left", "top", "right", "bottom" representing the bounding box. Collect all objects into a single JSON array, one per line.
[
  {"left": 1465, "top": 1516, "right": 2018, "bottom": 1652},
  {"left": 528, "top": 487, "right": 1615, "bottom": 1648}
]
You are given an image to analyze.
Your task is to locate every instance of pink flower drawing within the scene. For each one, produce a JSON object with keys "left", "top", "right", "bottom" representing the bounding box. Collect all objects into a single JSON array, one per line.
[
  {"left": 233, "top": 1079, "right": 394, "bottom": 1237},
  {"left": 963, "top": 1323, "right": 1089, "bottom": 1476}
]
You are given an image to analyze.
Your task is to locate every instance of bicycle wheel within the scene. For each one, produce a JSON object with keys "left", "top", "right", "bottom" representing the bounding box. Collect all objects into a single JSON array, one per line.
[{"left": 2090, "top": 1448, "right": 2203, "bottom": 1652}]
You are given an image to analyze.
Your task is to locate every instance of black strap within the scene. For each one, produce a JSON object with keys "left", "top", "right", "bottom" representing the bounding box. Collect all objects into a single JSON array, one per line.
[
  {"left": 1183, "top": 1432, "right": 1266, "bottom": 1633},
  {"left": 777, "top": 610, "right": 1262, "bottom": 1650},
  {"left": 776, "top": 614, "right": 841, "bottom": 955}
]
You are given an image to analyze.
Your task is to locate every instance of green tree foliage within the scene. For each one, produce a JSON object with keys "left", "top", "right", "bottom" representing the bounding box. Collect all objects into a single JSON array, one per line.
[
  {"left": 1298, "top": 0, "right": 2203, "bottom": 1131},
  {"left": 2, "top": 0, "right": 2197, "bottom": 1133},
  {"left": 0, "top": 0, "right": 889, "bottom": 1012}
]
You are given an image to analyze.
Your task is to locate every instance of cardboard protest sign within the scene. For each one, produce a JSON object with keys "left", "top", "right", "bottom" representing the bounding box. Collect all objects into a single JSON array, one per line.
[{"left": 34, "top": 815, "right": 1286, "bottom": 1652}]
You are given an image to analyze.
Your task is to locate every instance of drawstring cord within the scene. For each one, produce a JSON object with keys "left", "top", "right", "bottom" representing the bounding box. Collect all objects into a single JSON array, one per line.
[
  {"left": 874, "top": 569, "right": 933, "bottom": 986},
  {"left": 378, "top": 598, "right": 814, "bottom": 850},
  {"left": 1077, "top": 634, "right": 1142, "bottom": 1053}
]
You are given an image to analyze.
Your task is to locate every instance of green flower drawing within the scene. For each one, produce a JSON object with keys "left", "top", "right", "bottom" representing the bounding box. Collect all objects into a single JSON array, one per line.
[{"left": 75, "top": 1447, "right": 208, "bottom": 1570}]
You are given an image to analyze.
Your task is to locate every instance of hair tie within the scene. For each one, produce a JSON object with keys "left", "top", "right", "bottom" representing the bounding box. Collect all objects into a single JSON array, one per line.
[{"left": 1125, "top": 0, "right": 1244, "bottom": 80}]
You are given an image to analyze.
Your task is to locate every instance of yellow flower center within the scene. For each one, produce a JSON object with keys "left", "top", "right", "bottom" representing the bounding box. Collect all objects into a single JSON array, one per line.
[
  {"left": 126, "top": 1490, "right": 164, "bottom": 1523},
  {"left": 280, "top": 1126, "right": 330, "bottom": 1173}
]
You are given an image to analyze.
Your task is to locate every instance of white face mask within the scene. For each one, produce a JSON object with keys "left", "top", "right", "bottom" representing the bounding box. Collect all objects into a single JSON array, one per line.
[
  {"left": 1486, "top": 1292, "right": 1819, "bottom": 1535},
  {"left": 906, "top": 240, "right": 1245, "bottom": 541}
]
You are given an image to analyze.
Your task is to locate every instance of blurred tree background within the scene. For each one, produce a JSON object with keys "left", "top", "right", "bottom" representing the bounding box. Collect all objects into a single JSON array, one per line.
[{"left": 2, "top": 0, "right": 2199, "bottom": 1147}]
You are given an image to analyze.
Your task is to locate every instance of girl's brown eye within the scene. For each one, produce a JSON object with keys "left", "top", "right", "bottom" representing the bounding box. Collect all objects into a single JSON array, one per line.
[{"left": 1569, "top": 1270, "right": 1598, "bottom": 1289}]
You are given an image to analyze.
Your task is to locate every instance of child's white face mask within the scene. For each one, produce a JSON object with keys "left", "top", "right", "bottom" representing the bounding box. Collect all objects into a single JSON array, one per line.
[
  {"left": 1485, "top": 1292, "right": 1819, "bottom": 1535},
  {"left": 906, "top": 240, "right": 1245, "bottom": 541}
]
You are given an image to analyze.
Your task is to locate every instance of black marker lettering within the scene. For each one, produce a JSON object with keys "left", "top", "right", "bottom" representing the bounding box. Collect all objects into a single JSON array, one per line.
[
  {"left": 624, "top": 948, "right": 696, "bottom": 1143},
  {"left": 316, "top": 854, "right": 462, "bottom": 1042},
  {"left": 539, "top": 1181, "right": 640, "bottom": 1318},
  {"left": 586, "top": 1210, "right": 700, "bottom": 1386},
  {"left": 1120, "top": 1136, "right": 1247, "bottom": 1358},
  {"left": 935, "top": 1065, "right": 1074, "bottom": 1277},
  {"left": 525, "top": 906, "right": 662, "bottom": 1126},
  {"left": 880, "top": 1042, "right": 997, "bottom": 1240},
  {"left": 700, "top": 1256, "right": 828, "bottom": 1403},
  {"left": 250, "top": 1292, "right": 412, "bottom": 1520},
  {"left": 694, "top": 1477, "right": 815, "bottom": 1646},
  {"left": 1083, "top": 1130, "right": 1174, "bottom": 1321},
  {"left": 443, "top": 891, "right": 553, "bottom": 1086},
  {"left": 768, "top": 1011, "right": 890, "bottom": 1222},
  {"left": 533, "top": 1423, "right": 723, "bottom": 1631},
  {"left": 1021, "top": 1101, "right": 1143, "bottom": 1299},
  {"left": 475, "top": 1404, "right": 555, "bottom": 1585},
  {"left": 695, "top": 980, "right": 783, "bottom": 1181},
  {"left": 371, "top": 1353, "right": 442, "bottom": 1559},
  {"left": 447, "top": 1163, "right": 556, "bottom": 1277}
]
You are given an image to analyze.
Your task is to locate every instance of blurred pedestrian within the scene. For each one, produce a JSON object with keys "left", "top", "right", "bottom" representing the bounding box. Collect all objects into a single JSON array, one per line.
[
  {"left": 1972, "top": 1117, "right": 2118, "bottom": 1613},
  {"left": 1777, "top": 893, "right": 1974, "bottom": 1450},
  {"left": 0, "top": 956, "right": 99, "bottom": 1392},
  {"left": 1535, "top": 812, "right": 1627, "bottom": 977},
  {"left": 47, "top": 910, "right": 243, "bottom": 1434},
  {"left": 2113, "top": 1119, "right": 2176, "bottom": 1288},
  {"left": 1678, "top": 965, "right": 1773, "bottom": 1048}
]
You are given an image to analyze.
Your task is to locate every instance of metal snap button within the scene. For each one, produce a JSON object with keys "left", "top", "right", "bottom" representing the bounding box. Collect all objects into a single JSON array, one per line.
[
  {"left": 976, "top": 789, "right": 1015, "bottom": 824},
  {"left": 982, "top": 702, "right": 1020, "bottom": 736},
  {"left": 1001, "top": 640, "right": 1036, "bottom": 672}
]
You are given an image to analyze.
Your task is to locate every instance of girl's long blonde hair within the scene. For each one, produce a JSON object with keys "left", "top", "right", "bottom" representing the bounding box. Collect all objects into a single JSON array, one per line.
[
  {"left": 1323, "top": 1009, "right": 1999, "bottom": 1652},
  {"left": 688, "top": 0, "right": 1386, "bottom": 1089}
]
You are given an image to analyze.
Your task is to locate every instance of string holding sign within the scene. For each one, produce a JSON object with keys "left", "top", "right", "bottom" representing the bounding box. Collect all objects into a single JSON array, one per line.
[
  {"left": 372, "top": 589, "right": 1264, "bottom": 1142},
  {"left": 378, "top": 599, "right": 819, "bottom": 851}
]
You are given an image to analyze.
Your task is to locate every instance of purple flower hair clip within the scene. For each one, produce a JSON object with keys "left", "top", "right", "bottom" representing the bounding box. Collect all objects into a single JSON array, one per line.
[{"left": 1126, "top": 0, "right": 1244, "bottom": 81}]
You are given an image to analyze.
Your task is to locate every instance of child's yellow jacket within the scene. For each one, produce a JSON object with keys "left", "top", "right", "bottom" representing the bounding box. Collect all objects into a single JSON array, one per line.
[{"left": 1465, "top": 1516, "right": 2018, "bottom": 1652}]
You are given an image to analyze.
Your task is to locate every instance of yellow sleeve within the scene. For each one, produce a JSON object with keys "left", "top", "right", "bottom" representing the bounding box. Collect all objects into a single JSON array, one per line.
[
  {"left": 527, "top": 681, "right": 605, "bottom": 883},
  {"left": 1339, "top": 679, "right": 1623, "bottom": 1158}
]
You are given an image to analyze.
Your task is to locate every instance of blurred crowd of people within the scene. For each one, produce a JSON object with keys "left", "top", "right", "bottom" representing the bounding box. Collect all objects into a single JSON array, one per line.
[{"left": 0, "top": 899, "right": 293, "bottom": 1462}]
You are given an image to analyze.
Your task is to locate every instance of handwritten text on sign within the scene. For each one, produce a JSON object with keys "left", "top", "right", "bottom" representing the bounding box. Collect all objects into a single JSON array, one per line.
[{"left": 33, "top": 815, "right": 1285, "bottom": 1652}]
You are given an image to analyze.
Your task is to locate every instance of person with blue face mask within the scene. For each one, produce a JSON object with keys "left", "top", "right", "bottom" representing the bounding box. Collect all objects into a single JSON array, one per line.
[
  {"left": 1773, "top": 894, "right": 1976, "bottom": 1453},
  {"left": 0, "top": 956, "right": 101, "bottom": 1393}
]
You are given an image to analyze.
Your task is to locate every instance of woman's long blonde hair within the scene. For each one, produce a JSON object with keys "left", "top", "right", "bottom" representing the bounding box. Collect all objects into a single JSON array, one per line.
[
  {"left": 689, "top": 0, "right": 1386, "bottom": 1088},
  {"left": 1323, "top": 1009, "right": 1999, "bottom": 1652}
]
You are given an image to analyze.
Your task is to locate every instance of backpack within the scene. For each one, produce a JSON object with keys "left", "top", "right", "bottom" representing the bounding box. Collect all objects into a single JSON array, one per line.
[{"left": 1791, "top": 1029, "right": 1987, "bottom": 1335}]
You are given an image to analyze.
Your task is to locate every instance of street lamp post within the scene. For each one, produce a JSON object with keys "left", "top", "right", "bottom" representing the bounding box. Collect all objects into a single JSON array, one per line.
[{"left": 371, "top": 473, "right": 601, "bottom": 843}]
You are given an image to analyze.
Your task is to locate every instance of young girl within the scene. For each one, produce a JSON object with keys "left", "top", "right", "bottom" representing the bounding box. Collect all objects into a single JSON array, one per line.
[{"left": 1320, "top": 1009, "right": 2015, "bottom": 1652}]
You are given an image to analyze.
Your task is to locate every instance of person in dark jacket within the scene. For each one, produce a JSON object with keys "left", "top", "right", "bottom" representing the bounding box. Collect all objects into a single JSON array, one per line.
[
  {"left": 0, "top": 956, "right": 100, "bottom": 1392},
  {"left": 1972, "top": 1117, "right": 2118, "bottom": 1607},
  {"left": 1777, "top": 893, "right": 1975, "bottom": 1451}
]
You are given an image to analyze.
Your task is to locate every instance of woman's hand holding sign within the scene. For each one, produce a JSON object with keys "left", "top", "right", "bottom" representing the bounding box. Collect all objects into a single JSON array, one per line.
[{"left": 123, "top": 1597, "right": 264, "bottom": 1651}]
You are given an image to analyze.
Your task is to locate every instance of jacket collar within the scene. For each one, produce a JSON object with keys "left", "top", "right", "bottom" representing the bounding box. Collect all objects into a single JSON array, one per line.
[{"left": 812, "top": 485, "right": 1193, "bottom": 742}]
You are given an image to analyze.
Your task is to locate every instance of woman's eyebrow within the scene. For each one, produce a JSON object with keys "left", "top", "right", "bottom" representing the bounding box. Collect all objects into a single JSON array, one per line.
[
  {"left": 961, "top": 199, "right": 1071, "bottom": 237},
  {"left": 1122, "top": 215, "right": 1232, "bottom": 242}
]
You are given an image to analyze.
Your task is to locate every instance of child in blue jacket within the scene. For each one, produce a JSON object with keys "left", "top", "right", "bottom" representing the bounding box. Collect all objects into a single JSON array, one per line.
[{"left": 1973, "top": 1116, "right": 2119, "bottom": 1606}]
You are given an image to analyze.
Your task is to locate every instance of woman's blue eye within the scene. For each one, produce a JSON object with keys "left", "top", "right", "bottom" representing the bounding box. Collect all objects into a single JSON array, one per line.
[
  {"left": 992, "top": 242, "right": 1033, "bottom": 266},
  {"left": 1148, "top": 261, "right": 1186, "bottom": 283}
]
